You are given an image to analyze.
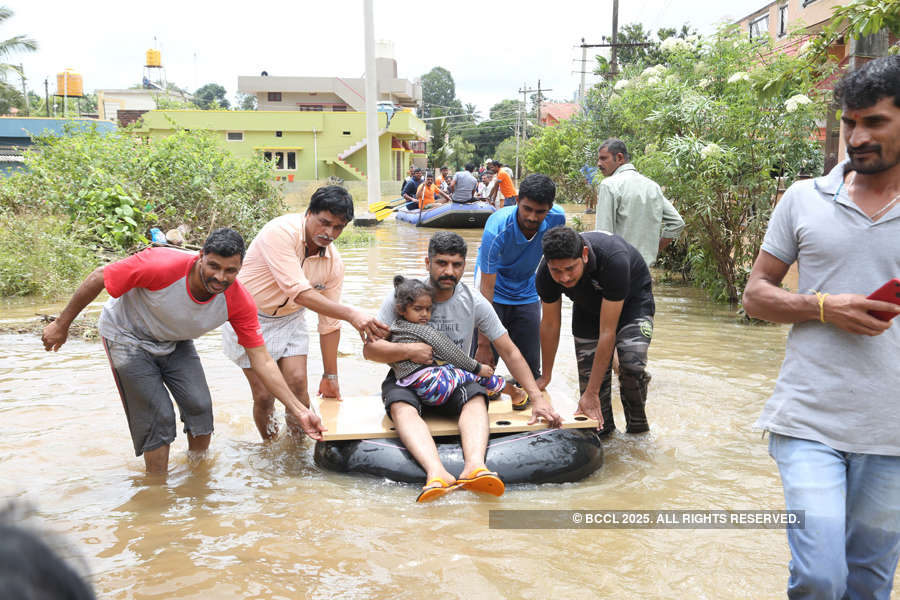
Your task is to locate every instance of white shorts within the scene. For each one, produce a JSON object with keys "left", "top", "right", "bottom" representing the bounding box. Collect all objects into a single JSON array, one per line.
[{"left": 222, "top": 308, "right": 309, "bottom": 369}]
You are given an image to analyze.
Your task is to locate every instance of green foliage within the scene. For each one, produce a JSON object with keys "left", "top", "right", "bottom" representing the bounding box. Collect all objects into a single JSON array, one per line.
[
  {"left": 494, "top": 137, "right": 518, "bottom": 171},
  {"left": 193, "top": 83, "right": 230, "bottom": 110},
  {"left": 333, "top": 225, "right": 374, "bottom": 248},
  {"left": 0, "top": 214, "right": 94, "bottom": 297},
  {"left": 522, "top": 120, "right": 595, "bottom": 204},
  {"left": 69, "top": 184, "right": 153, "bottom": 249},
  {"left": 420, "top": 67, "right": 460, "bottom": 119},
  {"left": 539, "top": 26, "right": 826, "bottom": 304},
  {"left": 236, "top": 92, "right": 257, "bottom": 111},
  {"left": 594, "top": 23, "right": 698, "bottom": 75},
  {"left": 446, "top": 135, "right": 475, "bottom": 170},
  {"left": 453, "top": 99, "right": 518, "bottom": 161},
  {"left": 0, "top": 126, "right": 282, "bottom": 251}
]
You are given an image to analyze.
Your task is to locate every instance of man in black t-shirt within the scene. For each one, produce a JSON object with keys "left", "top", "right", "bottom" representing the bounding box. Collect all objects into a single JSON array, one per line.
[
  {"left": 535, "top": 226, "right": 655, "bottom": 434},
  {"left": 401, "top": 168, "right": 423, "bottom": 204}
]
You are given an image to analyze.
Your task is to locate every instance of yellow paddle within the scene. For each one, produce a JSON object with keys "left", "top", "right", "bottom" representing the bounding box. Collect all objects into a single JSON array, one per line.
[{"left": 368, "top": 196, "right": 406, "bottom": 213}]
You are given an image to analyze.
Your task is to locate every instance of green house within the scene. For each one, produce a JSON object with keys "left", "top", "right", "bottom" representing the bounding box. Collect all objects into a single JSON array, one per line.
[{"left": 133, "top": 109, "right": 427, "bottom": 189}]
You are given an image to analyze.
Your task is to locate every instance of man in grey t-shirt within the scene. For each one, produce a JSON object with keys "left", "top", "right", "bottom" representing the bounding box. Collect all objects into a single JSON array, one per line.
[
  {"left": 743, "top": 56, "right": 900, "bottom": 598},
  {"left": 450, "top": 163, "right": 478, "bottom": 203},
  {"left": 364, "top": 232, "right": 560, "bottom": 501}
]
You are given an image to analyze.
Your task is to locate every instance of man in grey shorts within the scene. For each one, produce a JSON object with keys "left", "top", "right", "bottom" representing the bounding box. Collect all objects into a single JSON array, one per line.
[
  {"left": 41, "top": 228, "right": 325, "bottom": 473},
  {"left": 363, "top": 232, "right": 560, "bottom": 492}
]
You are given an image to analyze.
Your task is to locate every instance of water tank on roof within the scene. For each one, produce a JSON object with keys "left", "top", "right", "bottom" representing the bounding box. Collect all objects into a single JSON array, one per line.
[
  {"left": 55, "top": 69, "right": 84, "bottom": 97},
  {"left": 146, "top": 49, "right": 162, "bottom": 67}
]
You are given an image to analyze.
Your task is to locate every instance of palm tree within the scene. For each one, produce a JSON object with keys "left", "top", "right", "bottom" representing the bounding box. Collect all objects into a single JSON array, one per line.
[
  {"left": 0, "top": 7, "right": 37, "bottom": 114},
  {"left": 0, "top": 6, "right": 37, "bottom": 82}
]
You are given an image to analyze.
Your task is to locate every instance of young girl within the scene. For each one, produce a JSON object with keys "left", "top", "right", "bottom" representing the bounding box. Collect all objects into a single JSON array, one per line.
[{"left": 388, "top": 275, "right": 527, "bottom": 408}]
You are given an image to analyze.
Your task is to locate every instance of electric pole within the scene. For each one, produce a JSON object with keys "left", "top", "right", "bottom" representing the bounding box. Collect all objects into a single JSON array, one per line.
[
  {"left": 579, "top": 37, "right": 588, "bottom": 105},
  {"left": 611, "top": 0, "right": 619, "bottom": 77},
  {"left": 44, "top": 78, "right": 50, "bottom": 117},
  {"left": 19, "top": 64, "right": 28, "bottom": 117},
  {"left": 515, "top": 82, "right": 553, "bottom": 179}
]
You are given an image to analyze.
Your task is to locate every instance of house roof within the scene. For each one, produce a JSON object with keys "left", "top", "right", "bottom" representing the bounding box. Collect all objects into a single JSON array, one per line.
[{"left": 540, "top": 102, "right": 580, "bottom": 123}]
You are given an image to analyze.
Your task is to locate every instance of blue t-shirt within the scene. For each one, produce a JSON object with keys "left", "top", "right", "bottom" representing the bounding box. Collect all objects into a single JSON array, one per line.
[{"left": 475, "top": 204, "right": 566, "bottom": 304}]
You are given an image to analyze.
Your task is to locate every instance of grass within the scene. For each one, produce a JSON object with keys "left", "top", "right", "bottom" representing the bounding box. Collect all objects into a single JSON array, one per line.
[
  {"left": 0, "top": 213, "right": 98, "bottom": 298},
  {"left": 334, "top": 225, "right": 375, "bottom": 249}
]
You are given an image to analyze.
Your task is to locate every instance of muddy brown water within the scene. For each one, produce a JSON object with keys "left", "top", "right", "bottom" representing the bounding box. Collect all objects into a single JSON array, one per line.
[{"left": 2, "top": 208, "right": 894, "bottom": 599}]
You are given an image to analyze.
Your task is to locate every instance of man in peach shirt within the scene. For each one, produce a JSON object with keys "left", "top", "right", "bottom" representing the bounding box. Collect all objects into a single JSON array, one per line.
[{"left": 223, "top": 186, "right": 390, "bottom": 439}]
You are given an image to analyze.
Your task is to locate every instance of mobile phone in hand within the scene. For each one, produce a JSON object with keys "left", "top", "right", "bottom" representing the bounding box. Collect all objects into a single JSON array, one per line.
[{"left": 866, "top": 278, "right": 900, "bottom": 321}]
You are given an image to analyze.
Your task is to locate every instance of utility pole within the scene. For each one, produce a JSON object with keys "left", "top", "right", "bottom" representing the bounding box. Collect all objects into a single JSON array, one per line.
[
  {"left": 44, "top": 78, "right": 50, "bottom": 117},
  {"left": 19, "top": 64, "right": 28, "bottom": 117},
  {"left": 363, "top": 0, "right": 381, "bottom": 206},
  {"left": 610, "top": 0, "right": 619, "bottom": 77},
  {"left": 579, "top": 37, "right": 587, "bottom": 105},
  {"left": 515, "top": 82, "right": 553, "bottom": 179}
]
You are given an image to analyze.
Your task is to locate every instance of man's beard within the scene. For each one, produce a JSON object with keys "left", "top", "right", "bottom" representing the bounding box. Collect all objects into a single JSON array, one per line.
[{"left": 848, "top": 144, "right": 899, "bottom": 175}]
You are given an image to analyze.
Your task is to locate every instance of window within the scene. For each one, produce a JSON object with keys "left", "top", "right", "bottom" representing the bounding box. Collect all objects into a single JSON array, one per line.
[
  {"left": 226, "top": 131, "right": 243, "bottom": 141},
  {"left": 298, "top": 104, "right": 323, "bottom": 111},
  {"left": 778, "top": 4, "right": 788, "bottom": 37},
  {"left": 275, "top": 130, "right": 283, "bottom": 137},
  {"left": 342, "top": 130, "right": 351, "bottom": 136},
  {"left": 267, "top": 92, "right": 282, "bottom": 102},
  {"left": 332, "top": 105, "right": 347, "bottom": 112},
  {"left": 749, "top": 14, "right": 769, "bottom": 41},
  {"left": 262, "top": 150, "right": 297, "bottom": 171}
]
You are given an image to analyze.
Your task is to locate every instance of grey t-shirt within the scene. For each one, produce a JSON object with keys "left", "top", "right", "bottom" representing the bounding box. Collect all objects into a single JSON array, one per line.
[
  {"left": 451, "top": 171, "right": 478, "bottom": 203},
  {"left": 377, "top": 281, "right": 506, "bottom": 353},
  {"left": 756, "top": 160, "right": 900, "bottom": 456}
]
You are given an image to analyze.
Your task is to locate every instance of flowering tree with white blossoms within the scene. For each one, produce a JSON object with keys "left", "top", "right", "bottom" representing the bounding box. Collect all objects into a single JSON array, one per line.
[{"left": 576, "top": 26, "right": 824, "bottom": 304}]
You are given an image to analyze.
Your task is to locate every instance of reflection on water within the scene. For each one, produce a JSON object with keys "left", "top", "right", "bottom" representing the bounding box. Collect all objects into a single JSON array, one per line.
[{"left": 3, "top": 210, "right": 890, "bottom": 599}]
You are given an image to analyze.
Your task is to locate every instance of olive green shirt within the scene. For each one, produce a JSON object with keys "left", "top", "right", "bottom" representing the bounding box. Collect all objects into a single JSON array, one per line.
[{"left": 594, "top": 163, "right": 685, "bottom": 267}]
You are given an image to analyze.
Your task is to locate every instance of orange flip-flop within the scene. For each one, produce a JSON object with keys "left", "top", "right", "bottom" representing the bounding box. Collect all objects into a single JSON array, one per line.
[
  {"left": 416, "top": 477, "right": 460, "bottom": 503},
  {"left": 457, "top": 468, "right": 505, "bottom": 497}
]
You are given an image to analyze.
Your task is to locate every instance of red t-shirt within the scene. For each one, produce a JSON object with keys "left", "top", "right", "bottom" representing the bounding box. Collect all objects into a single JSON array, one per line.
[{"left": 98, "top": 247, "right": 263, "bottom": 354}]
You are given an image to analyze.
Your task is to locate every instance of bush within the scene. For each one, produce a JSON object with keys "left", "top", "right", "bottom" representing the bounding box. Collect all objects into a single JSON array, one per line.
[
  {"left": 0, "top": 214, "right": 95, "bottom": 297},
  {"left": 536, "top": 26, "right": 825, "bottom": 304},
  {"left": 0, "top": 126, "right": 283, "bottom": 252}
]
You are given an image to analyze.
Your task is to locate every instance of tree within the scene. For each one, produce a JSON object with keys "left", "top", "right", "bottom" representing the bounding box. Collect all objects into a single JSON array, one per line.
[
  {"left": 594, "top": 23, "right": 698, "bottom": 75},
  {"left": 193, "top": 83, "right": 230, "bottom": 110},
  {"left": 236, "top": 92, "right": 257, "bottom": 111},
  {"left": 0, "top": 7, "right": 36, "bottom": 84},
  {"left": 453, "top": 99, "right": 519, "bottom": 161},
  {"left": 552, "top": 27, "right": 824, "bottom": 304},
  {"left": 446, "top": 135, "right": 475, "bottom": 170},
  {"left": 420, "top": 66, "right": 461, "bottom": 119}
]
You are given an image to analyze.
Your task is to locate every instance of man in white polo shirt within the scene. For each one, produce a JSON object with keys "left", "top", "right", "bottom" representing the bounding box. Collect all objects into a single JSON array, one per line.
[
  {"left": 41, "top": 228, "right": 324, "bottom": 473},
  {"left": 743, "top": 56, "right": 900, "bottom": 598}
]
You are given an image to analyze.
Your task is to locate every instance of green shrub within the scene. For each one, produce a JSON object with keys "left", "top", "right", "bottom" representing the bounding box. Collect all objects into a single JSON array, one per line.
[{"left": 0, "top": 214, "right": 96, "bottom": 297}]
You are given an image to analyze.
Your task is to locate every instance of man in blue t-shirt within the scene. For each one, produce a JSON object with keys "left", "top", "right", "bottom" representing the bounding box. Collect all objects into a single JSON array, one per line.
[{"left": 474, "top": 173, "right": 565, "bottom": 408}]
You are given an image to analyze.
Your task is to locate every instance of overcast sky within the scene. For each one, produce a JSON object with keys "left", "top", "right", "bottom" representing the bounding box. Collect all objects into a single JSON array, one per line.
[{"left": 10, "top": 0, "right": 767, "bottom": 117}]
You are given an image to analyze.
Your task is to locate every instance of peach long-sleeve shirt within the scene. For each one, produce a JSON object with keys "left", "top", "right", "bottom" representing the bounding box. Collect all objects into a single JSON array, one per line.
[{"left": 237, "top": 213, "right": 344, "bottom": 334}]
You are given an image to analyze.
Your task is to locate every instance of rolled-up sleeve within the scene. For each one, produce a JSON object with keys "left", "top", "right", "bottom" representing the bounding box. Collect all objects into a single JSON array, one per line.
[
  {"left": 660, "top": 194, "right": 685, "bottom": 240},
  {"left": 256, "top": 220, "right": 312, "bottom": 301},
  {"left": 316, "top": 256, "right": 344, "bottom": 334}
]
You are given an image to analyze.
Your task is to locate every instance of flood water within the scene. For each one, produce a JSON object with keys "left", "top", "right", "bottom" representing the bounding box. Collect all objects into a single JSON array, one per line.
[{"left": 2, "top": 206, "right": 892, "bottom": 599}]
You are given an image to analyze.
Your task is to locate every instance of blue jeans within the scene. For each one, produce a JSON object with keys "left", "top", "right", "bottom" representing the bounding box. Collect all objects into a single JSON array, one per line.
[{"left": 769, "top": 433, "right": 900, "bottom": 599}]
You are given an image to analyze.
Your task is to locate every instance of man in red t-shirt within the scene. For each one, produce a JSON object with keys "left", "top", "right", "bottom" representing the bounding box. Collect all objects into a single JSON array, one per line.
[{"left": 41, "top": 228, "right": 325, "bottom": 473}]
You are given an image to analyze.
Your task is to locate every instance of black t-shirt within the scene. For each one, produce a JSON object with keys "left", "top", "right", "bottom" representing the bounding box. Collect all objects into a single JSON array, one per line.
[
  {"left": 535, "top": 231, "right": 654, "bottom": 338},
  {"left": 402, "top": 178, "right": 420, "bottom": 198}
]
